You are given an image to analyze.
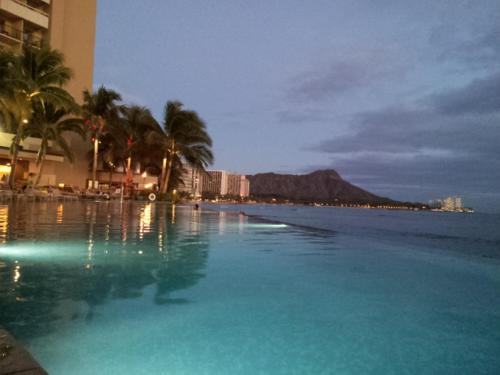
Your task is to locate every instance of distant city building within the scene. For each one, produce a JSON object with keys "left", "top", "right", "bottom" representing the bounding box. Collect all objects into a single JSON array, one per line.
[
  {"left": 226, "top": 173, "right": 241, "bottom": 196},
  {"left": 434, "top": 196, "right": 463, "bottom": 211},
  {"left": 442, "top": 196, "right": 462, "bottom": 211},
  {"left": 240, "top": 176, "right": 250, "bottom": 198},
  {"left": 177, "top": 166, "right": 201, "bottom": 197},
  {"left": 428, "top": 199, "right": 442, "bottom": 209},
  {"left": 201, "top": 170, "right": 228, "bottom": 196},
  {"left": 200, "top": 170, "right": 250, "bottom": 198}
]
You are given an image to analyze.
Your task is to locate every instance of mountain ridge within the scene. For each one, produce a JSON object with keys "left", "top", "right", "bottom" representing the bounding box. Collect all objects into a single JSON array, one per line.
[{"left": 247, "top": 169, "right": 392, "bottom": 204}]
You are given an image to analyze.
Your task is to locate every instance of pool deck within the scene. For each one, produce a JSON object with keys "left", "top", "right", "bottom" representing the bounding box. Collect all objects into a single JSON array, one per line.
[{"left": 0, "top": 328, "right": 47, "bottom": 375}]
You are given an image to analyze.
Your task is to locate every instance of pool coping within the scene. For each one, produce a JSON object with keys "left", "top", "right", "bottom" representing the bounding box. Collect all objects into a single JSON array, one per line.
[{"left": 0, "top": 328, "right": 47, "bottom": 375}]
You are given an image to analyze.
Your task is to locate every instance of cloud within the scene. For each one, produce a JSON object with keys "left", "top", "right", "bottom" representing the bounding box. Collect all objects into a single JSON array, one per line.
[
  {"left": 305, "top": 70, "right": 500, "bottom": 209},
  {"left": 427, "top": 71, "right": 500, "bottom": 115},
  {"left": 287, "top": 51, "right": 405, "bottom": 103},
  {"left": 289, "top": 61, "right": 371, "bottom": 101},
  {"left": 433, "top": 23, "right": 500, "bottom": 71},
  {"left": 275, "top": 109, "right": 335, "bottom": 125}
]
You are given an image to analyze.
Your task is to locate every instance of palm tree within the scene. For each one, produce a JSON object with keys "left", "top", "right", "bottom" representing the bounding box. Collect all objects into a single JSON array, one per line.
[
  {"left": 158, "top": 101, "right": 213, "bottom": 194},
  {"left": 0, "top": 46, "right": 75, "bottom": 188},
  {"left": 119, "top": 105, "right": 160, "bottom": 190},
  {"left": 98, "top": 131, "right": 128, "bottom": 187},
  {"left": 82, "top": 86, "right": 121, "bottom": 189},
  {"left": 29, "top": 103, "right": 85, "bottom": 186}
]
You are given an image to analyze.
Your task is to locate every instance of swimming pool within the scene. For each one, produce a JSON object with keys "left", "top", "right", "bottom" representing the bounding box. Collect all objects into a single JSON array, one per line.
[{"left": 0, "top": 201, "right": 499, "bottom": 374}]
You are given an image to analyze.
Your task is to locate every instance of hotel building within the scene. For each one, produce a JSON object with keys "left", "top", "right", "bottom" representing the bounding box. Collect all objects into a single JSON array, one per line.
[
  {"left": 0, "top": 0, "right": 96, "bottom": 188},
  {"left": 177, "top": 166, "right": 202, "bottom": 197},
  {"left": 442, "top": 196, "right": 463, "bottom": 211},
  {"left": 199, "top": 170, "right": 250, "bottom": 198},
  {"left": 239, "top": 175, "right": 250, "bottom": 197}
]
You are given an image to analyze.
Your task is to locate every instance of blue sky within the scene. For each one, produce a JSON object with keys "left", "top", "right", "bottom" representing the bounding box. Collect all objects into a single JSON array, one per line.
[{"left": 94, "top": 0, "right": 500, "bottom": 211}]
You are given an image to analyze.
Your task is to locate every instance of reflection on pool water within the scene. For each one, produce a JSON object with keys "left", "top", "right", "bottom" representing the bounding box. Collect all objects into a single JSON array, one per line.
[{"left": 0, "top": 201, "right": 499, "bottom": 374}]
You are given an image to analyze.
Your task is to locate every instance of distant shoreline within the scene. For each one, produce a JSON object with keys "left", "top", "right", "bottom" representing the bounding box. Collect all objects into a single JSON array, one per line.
[{"left": 200, "top": 200, "right": 475, "bottom": 213}]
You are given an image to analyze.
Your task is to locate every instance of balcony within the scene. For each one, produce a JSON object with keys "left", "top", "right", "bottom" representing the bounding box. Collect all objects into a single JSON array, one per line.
[
  {"left": 0, "top": 23, "right": 22, "bottom": 45},
  {"left": 0, "top": 132, "right": 64, "bottom": 162},
  {"left": 0, "top": 0, "right": 49, "bottom": 28},
  {"left": 0, "top": 23, "right": 43, "bottom": 48}
]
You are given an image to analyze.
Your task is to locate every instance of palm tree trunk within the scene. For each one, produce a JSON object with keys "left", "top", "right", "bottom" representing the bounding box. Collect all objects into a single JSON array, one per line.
[
  {"left": 92, "top": 137, "right": 99, "bottom": 190},
  {"left": 8, "top": 123, "right": 25, "bottom": 190},
  {"left": 161, "top": 157, "right": 174, "bottom": 194},
  {"left": 161, "top": 141, "right": 175, "bottom": 194},
  {"left": 159, "top": 155, "right": 167, "bottom": 192},
  {"left": 126, "top": 156, "right": 132, "bottom": 193},
  {"left": 122, "top": 161, "right": 127, "bottom": 197},
  {"left": 8, "top": 143, "right": 19, "bottom": 190},
  {"left": 34, "top": 157, "right": 46, "bottom": 187}
]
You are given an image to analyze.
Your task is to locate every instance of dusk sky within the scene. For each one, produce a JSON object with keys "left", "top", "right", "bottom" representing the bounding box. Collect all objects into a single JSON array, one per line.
[{"left": 94, "top": 0, "right": 500, "bottom": 212}]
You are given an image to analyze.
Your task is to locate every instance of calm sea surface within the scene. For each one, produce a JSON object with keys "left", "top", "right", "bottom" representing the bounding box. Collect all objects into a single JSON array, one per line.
[{"left": 0, "top": 201, "right": 499, "bottom": 374}]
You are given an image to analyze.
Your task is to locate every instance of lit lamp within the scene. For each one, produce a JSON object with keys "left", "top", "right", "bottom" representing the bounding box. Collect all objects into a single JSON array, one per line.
[
  {"left": 0, "top": 164, "right": 11, "bottom": 185},
  {"left": 0, "top": 165, "right": 11, "bottom": 174},
  {"left": 142, "top": 172, "right": 147, "bottom": 189}
]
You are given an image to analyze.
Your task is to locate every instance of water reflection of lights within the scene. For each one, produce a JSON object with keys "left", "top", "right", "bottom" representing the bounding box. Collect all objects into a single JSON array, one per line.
[
  {"left": 0, "top": 205, "right": 8, "bottom": 243},
  {"left": 121, "top": 205, "right": 128, "bottom": 243},
  {"left": 171, "top": 205, "right": 176, "bottom": 224},
  {"left": 190, "top": 208, "right": 200, "bottom": 234},
  {"left": 219, "top": 211, "right": 226, "bottom": 234},
  {"left": 158, "top": 209, "right": 167, "bottom": 252},
  {"left": 238, "top": 212, "right": 247, "bottom": 233},
  {"left": 87, "top": 205, "right": 97, "bottom": 262},
  {"left": 139, "top": 204, "right": 153, "bottom": 239},
  {"left": 13, "top": 264, "right": 21, "bottom": 283},
  {"left": 104, "top": 214, "right": 111, "bottom": 242},
  {"left": 158, "top": 233, "right": 163, "bottom": 251},
  {"left": 56, "top": 204, "right": 64, "bottom": 224}
]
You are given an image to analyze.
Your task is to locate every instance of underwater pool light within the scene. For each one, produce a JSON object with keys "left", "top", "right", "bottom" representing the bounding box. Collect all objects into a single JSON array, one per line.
[{"left": 245, "top": 223, "right": 288, "bottom": 229}]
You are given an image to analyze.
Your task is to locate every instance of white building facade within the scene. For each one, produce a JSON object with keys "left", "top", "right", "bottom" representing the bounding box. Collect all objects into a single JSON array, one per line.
[{"left": 199, "top": 170, "right": 250, "bottom": 198}]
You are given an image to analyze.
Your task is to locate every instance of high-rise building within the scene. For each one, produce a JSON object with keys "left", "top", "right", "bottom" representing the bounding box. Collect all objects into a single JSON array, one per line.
[
  {"left": 226, "top": 173, "right": 241, "bottom": 196},
  {"left": 441, "top": 196, "right": 463, "bottom": 211},
  {"left": 0, "top": 0, "right": 96, "bottom": 187},
  {"left": 240, "top": 175, "right": 250, "bottom": 198},
  {"left": 177, "top": 166, "right": 201, "bottom": 197},
  {"left": 200, "top": 170, "right": 250, "bottom": 198},
  {"left": 200, "top": 170, "right": 228, "bottom": 197}
]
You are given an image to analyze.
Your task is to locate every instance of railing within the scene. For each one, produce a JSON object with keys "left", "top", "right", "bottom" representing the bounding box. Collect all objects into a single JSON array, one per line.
[
  {"left": 22, "top": 30, "right": 43, "bottom": 47},
  {"left": 0, "top": 24, "right": 43, "bottom": 47},
  {"left": 11, "top": 0, "right": 49, "bottom": 17},
  {"left": 0, "top": 24, "right": 22, "bottom": 41}
]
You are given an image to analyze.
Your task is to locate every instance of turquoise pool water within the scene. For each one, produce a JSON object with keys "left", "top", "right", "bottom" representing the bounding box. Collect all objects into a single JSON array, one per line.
[{"left": 0, "top": 201, "right": 499, "bottom": 374}]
